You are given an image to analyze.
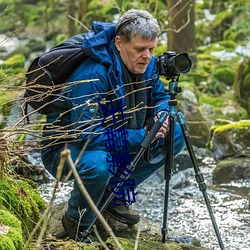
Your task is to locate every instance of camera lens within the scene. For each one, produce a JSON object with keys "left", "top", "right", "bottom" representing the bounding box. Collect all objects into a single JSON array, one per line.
[{"left": 174, "top": 53, "right": 192, "bottom": 73}]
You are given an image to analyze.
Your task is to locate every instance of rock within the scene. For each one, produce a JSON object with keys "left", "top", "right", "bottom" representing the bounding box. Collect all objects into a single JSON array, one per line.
[
  {"left": 209, "top": 120, "right": 250, "bottom": 160},
  {"left": 213, "top": 157, "right": 250, "bottom": 184},
  {"left": 170, "top": 168, "right": 193, "bottom": 189},
  {"left": 179, "top": 100, "right": 211, "bottom": 148},
  {"left": 43, "top": 201, "right": 212, "bottom": 250}
]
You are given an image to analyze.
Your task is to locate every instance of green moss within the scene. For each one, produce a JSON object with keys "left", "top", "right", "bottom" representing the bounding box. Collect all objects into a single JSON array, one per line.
[
  {"left": 199, "top": 95, "right": 224, "bottom": 107},
  {"left": 213, "top": 67, "right": 235, "bottom": 86},
  {"left": 209, "top": 120, "right": 250, "bottom": 150},
  {"left": 217, "top": 40, "right": 237, "bottom": 51},
  {"left": 213, "top": 120, "right": 250, "bottom": 133},
  {"left": 106, "top": 237, "right": 206, "bottom": 250},
  {"left": 0, "top": 235, "right": 16, "bottom": 250},
  {"left": 1, "top": 54, "right": 25, "bottom": 69},
  {"left": 0, "top": 54, "right": 26, "bottom": 87},
  {"left": 0, "top": 209, "right": 24, "bottom": 249},
  {"left": 0, "top": 209, "right": 21, "bottom": 229},
  {"left": 7, "top": 228, "right": 24, "bottom": 249},
  {"left": 0, "top": 175, "right": 47, "bottom": 239}
]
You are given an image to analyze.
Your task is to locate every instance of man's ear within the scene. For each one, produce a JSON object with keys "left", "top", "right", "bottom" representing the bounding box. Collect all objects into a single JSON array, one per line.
[{"left": 115, "top": 36, "right": 122, "bottom": 51}]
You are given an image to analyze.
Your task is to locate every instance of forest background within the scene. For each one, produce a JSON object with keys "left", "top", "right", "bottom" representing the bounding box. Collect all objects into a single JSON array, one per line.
[{"left": 0, "top": 0, "right": 250, "bottom": 126}]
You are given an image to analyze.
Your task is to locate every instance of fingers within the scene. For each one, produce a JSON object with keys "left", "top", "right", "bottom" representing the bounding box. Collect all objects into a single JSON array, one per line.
[
  {"left": 154, "top": 119, "right": 169, "bottom": 139},
  {"left": 153, "top": 112, "right": 169, "bottom": 139}
]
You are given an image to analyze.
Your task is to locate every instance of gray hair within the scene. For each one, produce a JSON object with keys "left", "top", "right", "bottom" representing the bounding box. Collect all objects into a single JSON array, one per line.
[{"left": 115, "top": 9, "right": 160, "bottom": 43}]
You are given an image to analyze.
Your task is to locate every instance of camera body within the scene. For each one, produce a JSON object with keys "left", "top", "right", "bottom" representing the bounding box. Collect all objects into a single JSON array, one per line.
[{"left": 156, "top": 51, "right": 192, "bottom": 79}]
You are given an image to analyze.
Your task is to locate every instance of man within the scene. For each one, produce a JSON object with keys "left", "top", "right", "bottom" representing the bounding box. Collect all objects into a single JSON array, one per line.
[{"left": 41, "top": 9, "right": 185, "bottom": 241}]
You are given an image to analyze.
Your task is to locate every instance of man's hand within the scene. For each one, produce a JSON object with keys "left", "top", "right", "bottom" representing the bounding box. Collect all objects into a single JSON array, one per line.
[{"left": 154, "top": 111, "right": 169, "bottom": 139}]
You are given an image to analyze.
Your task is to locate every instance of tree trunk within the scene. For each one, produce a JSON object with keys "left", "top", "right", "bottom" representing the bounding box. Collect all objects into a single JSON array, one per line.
[
  {"left": 78, "top": 0, "right": 88, "bottom": 20},
  {"left": 167, "top": 0, "right": 196, "bottom": 62},
  {"left": 67, "top": 0, "right": 76, "bottom": 36}
]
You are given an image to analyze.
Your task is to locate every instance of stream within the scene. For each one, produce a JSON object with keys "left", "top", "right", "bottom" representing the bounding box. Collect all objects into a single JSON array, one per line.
[{"left": 38, "top": 155, "right": 250, "bottom": 250}]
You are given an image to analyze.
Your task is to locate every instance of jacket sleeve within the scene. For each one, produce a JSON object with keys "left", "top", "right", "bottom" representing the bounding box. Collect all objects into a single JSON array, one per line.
[{"left": 65, "top": 60, "right": 146, "bottom": 153}]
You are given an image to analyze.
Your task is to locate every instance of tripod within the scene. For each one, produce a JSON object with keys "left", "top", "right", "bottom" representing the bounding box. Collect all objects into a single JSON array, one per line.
[
  {"left": 161, "top": 77, "right": 225, "bottom": 249},
  {"left": 81, "top": 110, "right": 169, "bottom": 241},
  {"left": 82, "top": 77, "right": 225, "bottom": 250}
]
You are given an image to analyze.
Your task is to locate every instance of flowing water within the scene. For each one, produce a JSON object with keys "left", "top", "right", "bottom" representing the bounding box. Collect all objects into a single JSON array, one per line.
[
  {"left": 38, "top": 156, "right": 250, "bottom": 250},
  {"left": 132, "top": 157, "right": 250, "bottom": 250}
]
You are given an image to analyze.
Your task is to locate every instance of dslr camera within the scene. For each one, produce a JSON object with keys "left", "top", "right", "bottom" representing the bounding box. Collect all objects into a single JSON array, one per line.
[{"left": 156, "top": 51, "right": 192, "bottom": 79}]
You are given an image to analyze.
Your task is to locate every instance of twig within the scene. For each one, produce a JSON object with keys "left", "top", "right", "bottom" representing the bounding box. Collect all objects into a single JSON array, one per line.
[
  {"left": 22, "top": 154, "right": 65, "bottom": 249},
  {"left": 68, "top": 14, "right": 89, "bottom": 31},
  {"left": 93, "top": 225, "right": 110, "bottom": 250},
  {"left": 61, "top": 148, "right": 124, "bottom": 250},
  {"left": 134, "top": 220, "right": 142, "bottom": 250}
]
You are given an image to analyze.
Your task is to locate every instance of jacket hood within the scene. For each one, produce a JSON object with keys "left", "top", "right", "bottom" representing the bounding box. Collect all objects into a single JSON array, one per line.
[{"left": 82, "top": 21, "right": 116, "bottom": 65}]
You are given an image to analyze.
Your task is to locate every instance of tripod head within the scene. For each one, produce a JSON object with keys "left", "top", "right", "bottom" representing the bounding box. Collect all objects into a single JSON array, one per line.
[{"left": 168, "top": 76, "right": 182, "bottom": 100}]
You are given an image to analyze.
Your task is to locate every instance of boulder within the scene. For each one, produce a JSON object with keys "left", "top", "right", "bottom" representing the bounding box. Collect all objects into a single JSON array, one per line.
[
  {"left": 209, "top": 119, "right": 250, "bottom": 160},
  {"left": 213, "top": 157, "right": 250, "bottom": 184},
  {"left": 179, "top": 100, "right": 211, "bottom": 148},
  {"left": 209, "top": 119, "right": 250, "bottom": 184}
]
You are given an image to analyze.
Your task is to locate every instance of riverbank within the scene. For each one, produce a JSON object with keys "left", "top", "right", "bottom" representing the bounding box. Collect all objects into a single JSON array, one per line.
[{"left": 38, "top": 155, "right": 250, "bottom": 250}]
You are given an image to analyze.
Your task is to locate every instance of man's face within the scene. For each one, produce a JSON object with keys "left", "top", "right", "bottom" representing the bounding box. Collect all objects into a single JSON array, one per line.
[{"left": 115, "top": 35, "right": 157, "bottom": 74}]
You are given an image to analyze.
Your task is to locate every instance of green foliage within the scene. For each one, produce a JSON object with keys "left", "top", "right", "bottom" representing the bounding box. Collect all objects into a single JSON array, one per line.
[
  {"left": 234, "top": 57, "right": 250, "bottom": 115},
  {"left": 199, "top": 90, "right": 248, "bottom": 121},
  {"left": 196, "top": 0, "right": 250, "bottom": 47},
  {"left": 199, "top": 95, "right": 224, "bottom": 107},
  {"left": 213, "top": 67, "right": 235, "bottom": 86}
]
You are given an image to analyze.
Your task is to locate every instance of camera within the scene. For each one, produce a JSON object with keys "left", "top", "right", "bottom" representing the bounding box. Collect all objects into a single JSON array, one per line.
[{"left": 156, "top": 51, "right": 192, "bottom": 79}]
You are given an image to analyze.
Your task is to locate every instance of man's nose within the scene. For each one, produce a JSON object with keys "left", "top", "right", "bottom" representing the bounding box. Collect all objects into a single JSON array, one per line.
[{"left": 142, "top": 49, "right": 151, "bottom": 59}]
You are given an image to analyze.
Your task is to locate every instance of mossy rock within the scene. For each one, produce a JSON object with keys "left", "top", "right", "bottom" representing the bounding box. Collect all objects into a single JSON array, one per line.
[
  {"left": 209, "top": 120, "right": 250, "bottom": 160},
  {"left": 0, "top": 174, "right": 47, "bottom": 239},
  {"left": 0, "top": 209, "right": 24, "bottom": 250},
  {"left": 28, "top": 237, "right": 210, "bottom": 250}
]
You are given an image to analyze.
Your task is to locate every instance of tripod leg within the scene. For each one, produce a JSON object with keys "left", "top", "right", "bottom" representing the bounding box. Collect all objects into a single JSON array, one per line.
[
  {"left": 162, "top": 114, "right": 175, "bottom": 243},
  {"left": 177, "top": 112, "right": 225, "bottom": 250},
  {"left": 81, "top": 112, "right": 169, "bottom": 241}
]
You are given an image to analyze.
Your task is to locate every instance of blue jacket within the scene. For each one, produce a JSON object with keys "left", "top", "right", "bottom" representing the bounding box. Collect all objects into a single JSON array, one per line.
[{"left": 44, "top": 21, "right": 170, "bottom": 153}]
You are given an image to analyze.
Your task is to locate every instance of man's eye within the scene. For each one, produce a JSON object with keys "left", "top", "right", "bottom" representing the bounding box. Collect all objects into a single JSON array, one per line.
[{"left": 136, "top": 48, "right": 144, "bottom": 52}]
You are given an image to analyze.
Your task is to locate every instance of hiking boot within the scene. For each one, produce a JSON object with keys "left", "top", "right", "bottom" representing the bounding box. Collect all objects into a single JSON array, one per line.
[
  {"left": 105, "top": 199, "right": 140, "bottom": 225},
  {"left": 61, "top": 213, "right": 97, "bottom": 243}
]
